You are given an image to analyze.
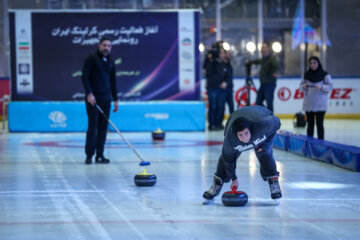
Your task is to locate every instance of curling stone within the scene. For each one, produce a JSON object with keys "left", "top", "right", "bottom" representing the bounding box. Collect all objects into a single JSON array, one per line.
[
  {"left": 221, "top": 186, "right": 248, "bottom": 207},
  {"left": 152, "top": 128, "right": 165, "bottom": 141},
  {"left": 134, "top": 169, "right": 157, "bottom": 187}
]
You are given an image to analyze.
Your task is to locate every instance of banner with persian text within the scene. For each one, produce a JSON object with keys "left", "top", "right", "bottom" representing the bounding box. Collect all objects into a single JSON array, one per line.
[{"left": 9, "top": 10, "right": 200, "bottom": 101}]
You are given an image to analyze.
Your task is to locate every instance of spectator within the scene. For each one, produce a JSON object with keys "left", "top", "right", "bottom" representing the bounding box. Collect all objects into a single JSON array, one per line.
[
  {"left": 300, "top": 56, "right": 333, "bottom": 140},
  {"left": 203, "top": 44, "right": 228, "bottom": 131},
  {"left": 246, "top": 43, "right": 279, "bottom": 112}
]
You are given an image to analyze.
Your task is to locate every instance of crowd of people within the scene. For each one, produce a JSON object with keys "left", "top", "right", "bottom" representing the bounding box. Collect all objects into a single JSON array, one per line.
[{"left": 203, "top": 40, "right": 332, "bottom": 140}]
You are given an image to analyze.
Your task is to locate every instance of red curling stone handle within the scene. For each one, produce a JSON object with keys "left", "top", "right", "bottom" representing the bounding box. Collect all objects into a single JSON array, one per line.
[{"left": 231, "top": 186, "right": 238, "bottom": 193}]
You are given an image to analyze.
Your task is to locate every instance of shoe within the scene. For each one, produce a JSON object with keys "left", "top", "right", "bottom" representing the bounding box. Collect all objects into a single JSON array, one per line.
[
  {"left": 203, "top": 175, "right": 223, "bottom": 200},
  {"left": 95, "top": 156, "right": 110, "bottom": 164},
  {"left": 216, "top": 125, "right": 224, "bottom": 130},
  {"left": 85, "top": 156, "right": 92, "bottom": 164},
  {"left": 268, "top": 176, "right": 282, "bottom": 199},
  {"left": 208, "top": 125, "right": 218, "bottom": 131}
]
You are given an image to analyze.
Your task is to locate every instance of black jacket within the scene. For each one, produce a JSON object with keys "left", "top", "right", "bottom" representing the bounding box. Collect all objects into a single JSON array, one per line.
[
  {"left": 225, "top": 61, "right": 233, "bottom": 89},
  {"left": 81, "top": 50, "right": 118, "bottom": 101},
  {"left": 204, "top": 58, "right": 228, "bottom": 89}
]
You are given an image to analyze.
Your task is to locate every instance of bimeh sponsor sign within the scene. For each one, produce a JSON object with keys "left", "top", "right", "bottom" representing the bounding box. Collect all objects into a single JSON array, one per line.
[{"left": 49, "top": 111, "right": 67, "bottom": 128}]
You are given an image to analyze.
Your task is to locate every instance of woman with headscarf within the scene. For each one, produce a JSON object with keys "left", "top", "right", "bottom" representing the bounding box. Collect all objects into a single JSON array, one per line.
[{"left": 300, "top": 56, "right": 333, "bottom": 140}]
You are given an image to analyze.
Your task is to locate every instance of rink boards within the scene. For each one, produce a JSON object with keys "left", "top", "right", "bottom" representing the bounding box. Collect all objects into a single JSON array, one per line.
[
  {"left": 274, "top": 130, "right": 360, "bottom": 172},
  {"left": 8, "top": 101, "right": 205, "bottom": 132}
]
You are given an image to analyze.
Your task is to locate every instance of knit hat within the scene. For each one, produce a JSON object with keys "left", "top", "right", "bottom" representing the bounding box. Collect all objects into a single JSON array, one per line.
[{"left": 232, "top": 117, "right": 251, "bottom": 133}]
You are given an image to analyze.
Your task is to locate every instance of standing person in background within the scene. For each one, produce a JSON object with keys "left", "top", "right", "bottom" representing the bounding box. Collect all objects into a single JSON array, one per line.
[
  {"left": 81, "top": 36, "right": 119, "bottom": 164},
  {"left": 246, "top": 43, "right": 279, "bottom": 112},
  {"left": 203, "top": 44, "right": 228, "bottom": 131},
  {"left": 224, "top": 49, "right": 234, "bottom": 115},
  {"left": 300, "top": 56, "right": 332, "bottom": 140}
]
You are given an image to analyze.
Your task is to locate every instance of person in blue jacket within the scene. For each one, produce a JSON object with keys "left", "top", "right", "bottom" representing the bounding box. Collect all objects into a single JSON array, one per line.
[{"left": 203, "top": 105, "right": 282, "bottom": 203}]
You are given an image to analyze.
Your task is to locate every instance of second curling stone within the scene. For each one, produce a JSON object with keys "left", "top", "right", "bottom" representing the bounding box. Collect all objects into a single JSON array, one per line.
[
  {"left": 152, "top": 128, "right": 165, "bottom": 141},
  {"left": 134, "top": 169, "right": 157, "bottom": 187}
]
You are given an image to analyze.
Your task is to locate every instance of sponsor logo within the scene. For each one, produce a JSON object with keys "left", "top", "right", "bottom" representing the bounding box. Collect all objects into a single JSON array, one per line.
[
  {"left": 277, "top": 87, "right": 291, "bottom": 101},
  {"left": 49, "top": 111, "right": 67, "bottom": 128},
  {"left": 18, "top": 46, "right": 30, "bottom": 50},
  {"left": 280, "top": 88, "right": 355, "bottom": 101},
  {"left": 145, "top": 113, "right": 169, "bottom": 120},
  {"left": 18, "top": 28, "right": 29, "bottom": 39},
  {"left": 181, "top": 51, "right": 192, "bottom": 60},
  {"left": 330, "top": 88, "right": 353, "bottom": 99},
  {"left": 180, "top": 26, "right": 192, "bottom": 33},
  {"left": 20, "top": 79, "right": 30, "bottom": 87},
  {"left": 181, "top": 38, "right": 192, "bottom": 46},
  {"left": 18, "top": 63, "right": 30, "bottom": 74},
  {"left": 235, "top": 86, "right": 257, "bottom": 107},
  {"left": 183, "top": 78, "right": 191, "bottom": 85}
]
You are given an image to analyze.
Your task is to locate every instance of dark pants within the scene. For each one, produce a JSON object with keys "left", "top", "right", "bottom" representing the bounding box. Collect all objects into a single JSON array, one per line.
[
  {"left": 85, "top": 100, "right": 111, "bottom": 157},
  {"left": 215, "top": 136, "right": 279, "bottom": 182},
  {"left": 225, "top": 87, "right": 234, "bottom": 114},
  {"left": 306, "top": 111, "right": 326, "bottom": 140},
  {"left": 207, "top": 88, "right": 227, "bottom": 128},
  {"left": 256, "top": 82, "right": 276, "bottom": 112}
]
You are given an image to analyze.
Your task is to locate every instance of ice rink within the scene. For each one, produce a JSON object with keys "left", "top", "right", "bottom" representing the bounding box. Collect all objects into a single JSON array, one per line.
[{"left": 0, "top": 119, "right": 359, "bottom": 240}]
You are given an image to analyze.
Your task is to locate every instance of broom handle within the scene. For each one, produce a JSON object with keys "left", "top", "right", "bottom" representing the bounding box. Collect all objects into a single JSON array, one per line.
[{"left": 95, "top": 104, "right": 145, "bottom": 163}]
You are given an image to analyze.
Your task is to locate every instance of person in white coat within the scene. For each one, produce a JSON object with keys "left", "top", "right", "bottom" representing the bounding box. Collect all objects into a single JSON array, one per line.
[{"left": 300, "top": 56, "right": 333, "bottom": 140}]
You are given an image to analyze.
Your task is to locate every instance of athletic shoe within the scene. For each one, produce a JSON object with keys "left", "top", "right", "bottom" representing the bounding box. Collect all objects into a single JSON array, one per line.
[
  {"left": 85, "top": 156, "right": 92, "bottom": 164},
  {"left": 268, "top": 176, "right": 282, "bottom": 199},
  {"left": 203, "top": 175, "right": 223, "bottom": 200},
  {"left": 95, "top": 156, "right": 110, "bottom": 164},
  {"left": 208, "top": 125, "right": 218, "bottom": 131},
  {"left": 216, "top": 125, "right": 224, "bottom": 130}
]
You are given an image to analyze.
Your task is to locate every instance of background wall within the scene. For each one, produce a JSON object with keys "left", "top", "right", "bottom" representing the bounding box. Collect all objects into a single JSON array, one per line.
[
  {"left": 327, "top": 0, "right": 360, "bottom": 76},
  {"left": 1, "top": 0, "right": 360, "bottom": 79}
]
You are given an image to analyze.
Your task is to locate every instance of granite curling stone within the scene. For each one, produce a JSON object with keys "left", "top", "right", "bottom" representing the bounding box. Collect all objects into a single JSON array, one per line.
[
  {"left": 221, "top": 186, "right": 248, "bottom": 207},
  {"left": 134, "top": 169, "right": 157, "bottom": 187},
  {"left": 152, "top": 128, "right": 165, "bottom": 141}
]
